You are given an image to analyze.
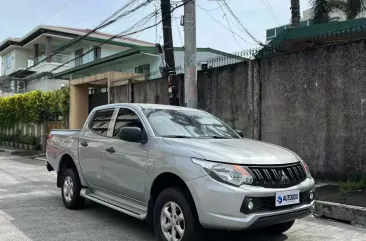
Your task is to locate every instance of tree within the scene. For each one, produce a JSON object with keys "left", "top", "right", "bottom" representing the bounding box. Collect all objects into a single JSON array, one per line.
[
  {"left": 311, "top": 0, "right": 366, "bottom": 24},
  {"left": 291, "top": 0, "right": 301, "bottom": 27}
]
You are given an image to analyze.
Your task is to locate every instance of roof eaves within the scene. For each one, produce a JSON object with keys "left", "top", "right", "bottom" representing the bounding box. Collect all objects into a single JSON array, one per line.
[{"left": 53, "top": 48, "right": 141, "bottom": 78}]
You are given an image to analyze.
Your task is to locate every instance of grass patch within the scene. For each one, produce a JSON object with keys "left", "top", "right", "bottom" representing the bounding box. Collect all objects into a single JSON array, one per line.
[{"left": 338, "top": 179, "right": 366, "bottom": 194}]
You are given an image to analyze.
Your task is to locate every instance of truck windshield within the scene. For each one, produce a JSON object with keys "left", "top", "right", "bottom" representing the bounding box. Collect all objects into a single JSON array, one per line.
[{"left": 142, "top": 108, "right": 240, "bottom": 139}]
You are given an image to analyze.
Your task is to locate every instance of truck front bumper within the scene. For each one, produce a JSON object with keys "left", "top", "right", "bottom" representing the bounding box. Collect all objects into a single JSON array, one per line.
[{"left": 186, "top": 176, "right": 315, "bottom": 230}]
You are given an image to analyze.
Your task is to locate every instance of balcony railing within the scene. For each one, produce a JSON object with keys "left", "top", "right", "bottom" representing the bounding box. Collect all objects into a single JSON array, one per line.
[{"left": 30, "top": 54, "right": 70, "bottom": 67}]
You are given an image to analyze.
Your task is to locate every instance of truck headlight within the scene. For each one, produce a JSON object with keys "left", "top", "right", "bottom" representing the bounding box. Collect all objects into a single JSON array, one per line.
[
  {"left": 301, "top": 161, "right": 312, "bottom": 178},
  {"left": 192, "top": 158, "right": 253, "bottom": 187}
]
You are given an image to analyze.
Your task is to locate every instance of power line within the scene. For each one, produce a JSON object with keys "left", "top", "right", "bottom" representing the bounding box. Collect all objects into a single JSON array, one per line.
[
  {"left": 196, "top": 2, "right": 256, "bottom": 45},
  {"left": 218, "top": 4, "right": 242, "bottom": 49},
  {"left": 43, "top": 0, "right": 76, "bottom": 24},
  {"left": 49, "top": 1, "right": 189, "bottom": 74},
  {"left": 261, "top": 0, "right": 281, "bottom": 25},
  {"left": 173, "top": 11, "right": 183, "bottom": 46},
  {"left": 218, "top": 0, "right": 263, "bottom": 45},
  {"left": 18, "top": 0, "right": 153, "bottom": 75},
  {"left": 97, "top": 0, "right": 136, "bottom": 27},
  {"left": 198, "top": 0, "right": 233, "bottom": 12}
]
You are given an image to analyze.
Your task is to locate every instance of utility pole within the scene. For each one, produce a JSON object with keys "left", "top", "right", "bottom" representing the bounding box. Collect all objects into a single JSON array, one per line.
[
  {"left": 161, "top": 0, "right": 179, "bottom": 106},
  {"left": 183, "top": 0, "right": 197, "bottom": 108}
]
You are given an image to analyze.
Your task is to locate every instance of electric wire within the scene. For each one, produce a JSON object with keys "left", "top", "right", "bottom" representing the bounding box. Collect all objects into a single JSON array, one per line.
[
  {"left": 49, "top": 1, "right": 189, "bottom": 74},
  {"left": 196, "top": 2, "right": 257, "bottom": 45},
  {"left": 17, "top": 0, "right": 154, "bottom": 75},
  {"left": 218, "top": 0, "right": 263, "bottom": 45},
  {"left": 261, "top": 0, "right": 281, "bottom": 25},
  {"left": 43, "top": 0, "right": 76, "bottom": 24}
]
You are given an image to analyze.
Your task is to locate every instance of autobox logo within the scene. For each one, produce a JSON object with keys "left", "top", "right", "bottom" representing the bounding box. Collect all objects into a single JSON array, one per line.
[{"left": 277, "top": 196, "right": 283, "bottom": 204}]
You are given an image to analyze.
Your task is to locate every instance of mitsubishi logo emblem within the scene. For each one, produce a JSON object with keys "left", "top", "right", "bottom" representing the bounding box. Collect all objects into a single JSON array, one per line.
[{"left": 279, "top": 170, "right": 290, "bottom": 183}]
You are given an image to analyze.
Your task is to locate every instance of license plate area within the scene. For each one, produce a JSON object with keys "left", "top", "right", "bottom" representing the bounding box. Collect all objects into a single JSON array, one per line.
[{"left": 275, "top": 190, "right": 300, "bottom": 207}]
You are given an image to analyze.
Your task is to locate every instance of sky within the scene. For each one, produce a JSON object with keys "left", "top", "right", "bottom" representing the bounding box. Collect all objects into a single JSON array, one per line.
[{"left": 0, "top": 0, "right": 312, "bottom": 53}]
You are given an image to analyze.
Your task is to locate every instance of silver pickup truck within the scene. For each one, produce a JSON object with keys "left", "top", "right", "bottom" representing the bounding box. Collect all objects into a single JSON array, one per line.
[{"left": 46, "top": 103, "right": 315, "bottom": 241}]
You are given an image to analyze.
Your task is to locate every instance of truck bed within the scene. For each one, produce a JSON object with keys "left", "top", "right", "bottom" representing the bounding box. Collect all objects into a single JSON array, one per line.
[{"left": 46, "top": 129, "right": 81, "bottom": 172}]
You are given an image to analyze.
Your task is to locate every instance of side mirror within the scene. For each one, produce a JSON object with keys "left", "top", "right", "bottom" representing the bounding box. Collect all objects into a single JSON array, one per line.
[
  {"left": 117, "top": 127, "right": 146, "bottom": 143},
  {"left": 235, "top": 129, "right": 244, "bottom": 138}
]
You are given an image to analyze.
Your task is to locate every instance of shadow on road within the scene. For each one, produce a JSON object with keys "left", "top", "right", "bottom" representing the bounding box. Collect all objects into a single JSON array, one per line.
[{"left": 2, "top": 193, "right": 289, "bottom": 241}]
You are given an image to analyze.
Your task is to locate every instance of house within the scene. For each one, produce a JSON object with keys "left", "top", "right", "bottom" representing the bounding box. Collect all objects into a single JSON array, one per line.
[
  {"left": 265, "top": 7, "right": 366, "bottom": 43},
  {"left": 0, "top": 25, "right": 237, "bottom": 94}
]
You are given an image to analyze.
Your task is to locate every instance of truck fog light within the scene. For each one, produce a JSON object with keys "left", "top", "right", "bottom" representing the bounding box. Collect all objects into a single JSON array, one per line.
[
  {"left": 248, "top": 200, "right": 254, "bottom": 210},
  {"left": 309, "top": 192, "right": 315, "bottom": 201}
]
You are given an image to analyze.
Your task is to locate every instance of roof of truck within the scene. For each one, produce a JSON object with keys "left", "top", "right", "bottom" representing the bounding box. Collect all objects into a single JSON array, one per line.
[{"left": 97, "top": 103, "right": 203, "bottom": 112}]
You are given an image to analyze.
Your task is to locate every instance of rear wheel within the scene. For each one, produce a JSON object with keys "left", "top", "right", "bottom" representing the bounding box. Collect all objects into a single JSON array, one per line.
[
  {"left": 61, "top": 168, "right": 85, "bottom": 209},
  {"left": 153, "top": 187, "right": 202, "bottom": 241},
  {"left": 265, "top": 220, "right": 295, "bottom": 234}
]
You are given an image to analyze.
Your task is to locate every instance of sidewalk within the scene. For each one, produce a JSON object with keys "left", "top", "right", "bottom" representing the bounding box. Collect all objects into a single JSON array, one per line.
[
  {"left": 315, "top": 183, "right": 366, "bottom": 226},
  {"left": 0, "top": 146, "right": 42, "bottom": 157}
]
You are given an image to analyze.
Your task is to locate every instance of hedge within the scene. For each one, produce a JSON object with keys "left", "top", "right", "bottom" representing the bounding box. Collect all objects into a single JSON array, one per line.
[{"left": 0, "top": 87, "right": 70, "bottom": 128}]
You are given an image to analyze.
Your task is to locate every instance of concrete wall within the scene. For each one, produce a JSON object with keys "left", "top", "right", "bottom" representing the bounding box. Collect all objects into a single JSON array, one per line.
[
  {"left": 260, "top": 42, "right": 366, "bottom": 179},
  {"left": 26, "top": 78, "right": 69, "bottom": 92},
  {"left": 109, "top": 41, "right": 366, "bottom": 179},
  {"left": 197, "top": 63, "right": 258, "bottom": 138}
]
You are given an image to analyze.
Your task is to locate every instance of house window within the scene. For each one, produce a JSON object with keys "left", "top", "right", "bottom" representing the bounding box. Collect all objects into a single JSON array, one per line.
[
  {"left": 5, "top": 56, "right": 11, "bottom": 69},
  {"left": 135, "top": 64, "right": 150, "bottom": 75},
  {"left": 75, "top": 48, "right": 83, "bottom": 66},
  {"left": 94, "top": 47, "right": 101, "bottom": 60}
]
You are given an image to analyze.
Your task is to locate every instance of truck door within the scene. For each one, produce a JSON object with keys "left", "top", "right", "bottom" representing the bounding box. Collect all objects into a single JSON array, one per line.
[
  {"left": 103, "top": 107, "right": 148, "bottom": 202},
  {"left": 78, "top": 108, "right": 116, "bottom": 188}
]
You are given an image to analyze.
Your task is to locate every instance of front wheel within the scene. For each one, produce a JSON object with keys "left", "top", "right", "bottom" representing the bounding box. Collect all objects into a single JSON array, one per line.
[
  {"left": 265, "top": 220, "right": 295, "bottom": 234},
  {"left": 61, "top": 168, "right": 85, "bottom": 210},
  {"left": 153, "top": 187, "right": 202, "bottom": 241}
]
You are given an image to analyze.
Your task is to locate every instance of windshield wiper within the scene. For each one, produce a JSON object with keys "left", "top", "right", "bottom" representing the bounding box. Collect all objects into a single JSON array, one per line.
[
  {"left": 162, "top": 135, "right": 193, "bottom": 138},
  {"left": 199, "top": 136, "right": 231, "bottom": 139}
]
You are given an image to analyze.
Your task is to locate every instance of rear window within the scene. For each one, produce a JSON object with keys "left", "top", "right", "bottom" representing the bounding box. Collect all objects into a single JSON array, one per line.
[{"left": 90, "top": 109, "right": 114, "bottom": 136}]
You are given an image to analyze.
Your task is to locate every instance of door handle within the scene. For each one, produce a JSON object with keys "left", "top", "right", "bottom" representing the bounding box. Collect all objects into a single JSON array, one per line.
[
  {"left": 80, "top": 141, "right": 88, "bottom": 147},
  {"left": 106, "top": 147, "right": 115, "bottom": 154}
]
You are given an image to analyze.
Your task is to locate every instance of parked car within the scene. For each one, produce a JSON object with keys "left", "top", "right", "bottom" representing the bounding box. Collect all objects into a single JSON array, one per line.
[{"left": 46, "top": 103, "right": 315, "bottom": 241}]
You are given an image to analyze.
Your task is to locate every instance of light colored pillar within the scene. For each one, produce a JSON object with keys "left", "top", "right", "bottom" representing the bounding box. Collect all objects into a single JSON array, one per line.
[
  {"left": 69, "top": 84, "right": 89, "bottom": 129},
  {"left": 45, "top": 36, "right": 52, "bottom": 63}
]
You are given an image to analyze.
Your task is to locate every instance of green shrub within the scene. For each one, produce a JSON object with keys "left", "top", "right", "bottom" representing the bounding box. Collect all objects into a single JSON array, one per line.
[{"left": 0, "top": 88, "right": 70, "bottom": 128}]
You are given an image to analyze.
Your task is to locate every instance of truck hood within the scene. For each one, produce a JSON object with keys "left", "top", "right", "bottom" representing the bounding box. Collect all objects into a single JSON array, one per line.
[{"left": 164, "top": 138, "right": 301, "bottom": 165}]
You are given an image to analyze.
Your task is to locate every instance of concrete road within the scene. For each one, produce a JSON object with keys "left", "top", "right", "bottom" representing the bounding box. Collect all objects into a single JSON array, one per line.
[{"left": 1, "top": 153, "right": 365, "bottom": 241}]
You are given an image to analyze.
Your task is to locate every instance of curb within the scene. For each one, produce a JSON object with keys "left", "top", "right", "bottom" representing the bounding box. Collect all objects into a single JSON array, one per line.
[
  {"left": 0, "top": 148, "right": 26, "bottom": 155},
  {"left": 314, "top": 200, "right": 366, "bottom": 226},
  {"left": 0, "top": 148, "right": 43, "bottom": 157}
]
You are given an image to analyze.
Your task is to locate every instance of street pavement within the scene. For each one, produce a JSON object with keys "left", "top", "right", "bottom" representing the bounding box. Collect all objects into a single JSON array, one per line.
[{"left": 1, "top": 153, "right": 366, "bottom": 241}]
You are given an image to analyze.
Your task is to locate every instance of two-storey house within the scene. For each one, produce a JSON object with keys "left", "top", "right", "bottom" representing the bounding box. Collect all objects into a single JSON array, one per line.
[{"left": 0, "top": 25, "right": 239, "bottom": 95}]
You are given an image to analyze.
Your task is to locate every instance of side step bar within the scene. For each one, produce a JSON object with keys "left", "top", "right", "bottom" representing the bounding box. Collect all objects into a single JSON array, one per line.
[{"left": 80, "top": 189, "right": 147, "bottom": 220}]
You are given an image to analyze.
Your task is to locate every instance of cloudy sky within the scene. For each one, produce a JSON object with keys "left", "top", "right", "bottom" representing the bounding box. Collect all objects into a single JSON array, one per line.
[{"left": 0, "top": 0, "right": 311, "bottom": 53}]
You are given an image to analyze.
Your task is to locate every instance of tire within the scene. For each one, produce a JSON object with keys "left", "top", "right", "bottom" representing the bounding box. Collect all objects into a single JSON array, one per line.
[
  {"left": 153, "top": 187, "right": 202, "bottom": 241},
  {"left": 61, "top": 168, "right": 85, "bottom": 210},
  {"left": 265, "top": 220, "right": 295, "bottom": 234}
]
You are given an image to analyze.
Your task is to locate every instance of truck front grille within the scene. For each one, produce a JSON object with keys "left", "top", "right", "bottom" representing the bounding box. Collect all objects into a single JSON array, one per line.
[{"left": 246, "top": 162, "right": 307, "bottom": 188}]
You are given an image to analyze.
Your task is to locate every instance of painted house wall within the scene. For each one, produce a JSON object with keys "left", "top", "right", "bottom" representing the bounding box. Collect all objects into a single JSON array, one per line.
[
  {"left": 68, "top": 43, "right": 129, "bottom": 68},
  {"left": 71, "top": 53, "right": 161, "bottom": 79},
  {"left": 26, "top": 78, "right": 69, "bottom": 92},
  {"left": 14, "top": 48, "right": 31, "bottom": 71}
]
